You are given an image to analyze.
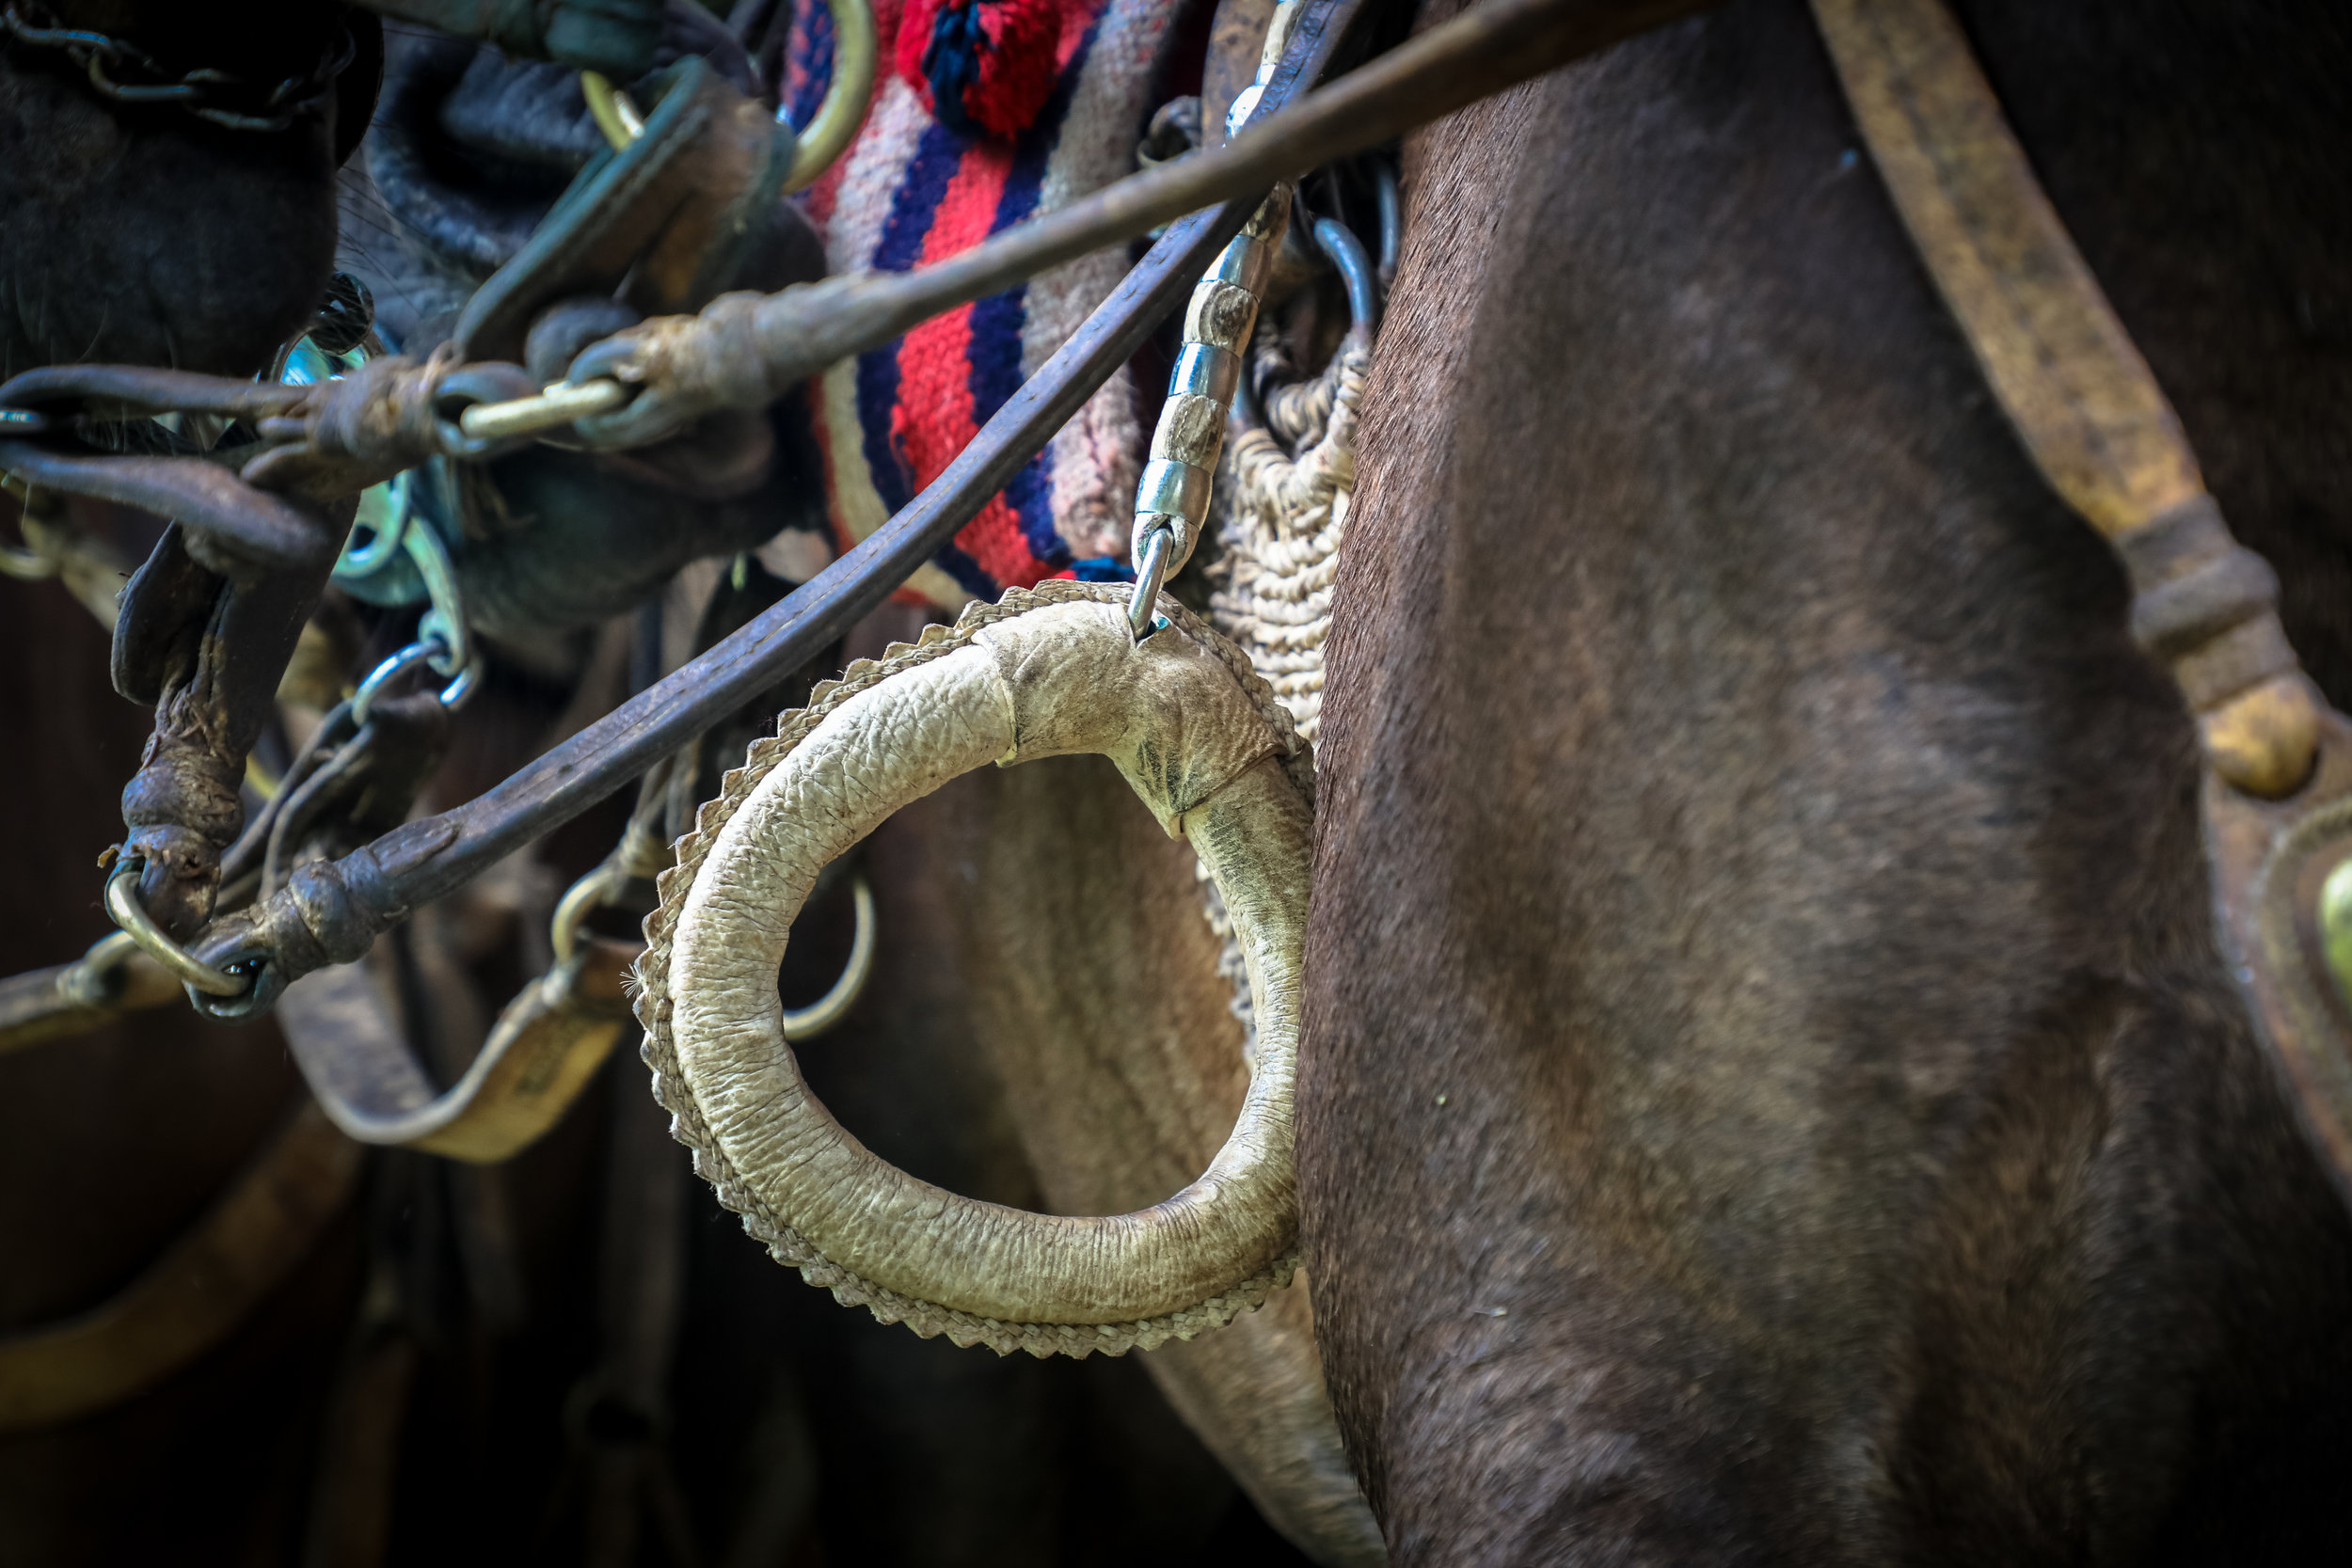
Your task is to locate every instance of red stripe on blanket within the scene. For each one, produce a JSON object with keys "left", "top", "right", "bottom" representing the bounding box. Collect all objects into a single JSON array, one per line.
[{"left": 890, "top": 148, "right": 1057, "bottom": 589}]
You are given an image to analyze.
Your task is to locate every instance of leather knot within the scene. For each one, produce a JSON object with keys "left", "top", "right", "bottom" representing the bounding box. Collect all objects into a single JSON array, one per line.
[{"left": 239, "top": 349, "right": 460, "bottom": 500}]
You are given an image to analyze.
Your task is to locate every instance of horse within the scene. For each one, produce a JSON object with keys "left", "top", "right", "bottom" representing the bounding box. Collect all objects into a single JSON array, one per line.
[{"left": 1300, "top": 0, "right": 2352, "bottom": 1560}]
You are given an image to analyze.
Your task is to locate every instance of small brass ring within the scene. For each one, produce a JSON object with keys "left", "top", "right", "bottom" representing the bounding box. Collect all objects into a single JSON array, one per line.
[
  {"left": 56, "top": 929, "right": 141, "bottom": 1008},
  {"left": 580, "top": 70, "right": 644, "bottom": 151},
  {"left": 79, "top": 927, "right": 140, "bottom": 974},
  {"left": 104, "top": 856, "right": 247, "bottom": 998},
  {"left": 780, "top": 0, "right": 879, "bottom": 193},
  {"left": 782, "top": 871, "right": 877, "bottom": 1039}
]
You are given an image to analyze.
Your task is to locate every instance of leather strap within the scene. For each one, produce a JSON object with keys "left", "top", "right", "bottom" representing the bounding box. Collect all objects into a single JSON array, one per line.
[
  {"left": 0, "top": 1099, "right": 360, "bottom": 1432},
  {"left": 275, "top": 940, "right": 637, "bottom": 1164},
  {"left": 1813, "top": 0, "right": 2319, "bottom": 801},
  {"left": 1817, "top": 0, "right": 2352, "bottom": 1209},
  {"left": 0, "top": 946, "right": 180, "bottom": 1056},
  {"left": 453, "top": 55, "right": 798, "bottom": 365}
]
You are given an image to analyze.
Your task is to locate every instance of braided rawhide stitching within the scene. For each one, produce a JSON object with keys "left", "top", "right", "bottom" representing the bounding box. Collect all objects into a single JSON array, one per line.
[
  {"left": 1196, "top": 333, "right": 1370, "bottom": 1062},
  {"left": 1211, "top": 335, "right": 1369, "bottom": 749},
  {"left": 637, "top": 580, "right": 1312, "bottom": 1357}
]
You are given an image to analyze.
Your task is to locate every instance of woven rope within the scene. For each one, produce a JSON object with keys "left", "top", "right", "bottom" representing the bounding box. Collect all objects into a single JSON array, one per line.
[
  {"left": 1208, "top": 337, "right": 1368, "bottom": 749},
  {"left": 1197, "top": 336, "right": 1369, "bottom": 1055},
  {"left": 635, "top": 579, "right": 1312, "bottom": 1357},
  {"left": 1258, "top": 340, "right": 1345, "bottom": 455}
]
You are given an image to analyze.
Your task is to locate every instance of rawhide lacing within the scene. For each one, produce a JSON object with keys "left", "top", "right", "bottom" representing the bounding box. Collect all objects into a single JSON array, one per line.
[{"left": 1195, "top": 334, "right": 1367, "bottom": 1054}]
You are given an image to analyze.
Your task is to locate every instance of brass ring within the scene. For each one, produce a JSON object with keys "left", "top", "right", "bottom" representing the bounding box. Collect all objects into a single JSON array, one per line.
[
  {"left": 548, "top": 862, "right": 873, "bottom": 1038},
  {"left": 782, "top": 871, "right": 876, "bottom": 1039},
  {"left": 455, "top": 378, "right": 628, "bottom": 443},
  {"left": 54, "top": 929, "right": 141, "bottom": 1008},
  {"left": 104, "top": 856, "right": 247, "bottom": 997},
  {"left": 580, "top": 69, "right": 644, "bottom": 151},
  {"left": 780, "top": 0, "right": 879, "bottom": 194},
  {"left": 550, "top": 861, "right": 627, "bottom": 967}
]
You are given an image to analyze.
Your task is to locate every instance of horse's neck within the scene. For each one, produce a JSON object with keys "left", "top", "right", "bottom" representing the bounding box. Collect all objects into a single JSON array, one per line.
[{"left": 1956, "top": 0, "right": 2352, "bottom": 699}]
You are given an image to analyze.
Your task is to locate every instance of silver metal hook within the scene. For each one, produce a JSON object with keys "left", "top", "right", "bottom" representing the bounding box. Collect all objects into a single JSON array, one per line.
[{"left": 1127, "top": 526, "right": 1172, "bottom": 641}]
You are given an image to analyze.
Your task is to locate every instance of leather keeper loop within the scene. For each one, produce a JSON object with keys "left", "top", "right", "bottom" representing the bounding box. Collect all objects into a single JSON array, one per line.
[
  {"left": 2130, "top": 546, "right": 2280, "bottom": 663},
  {"left": 2170, "top": 612, "right": 2303, "bottom": 716},
  {"left": 2114, "top": 494, "right": 2233, "bottom": 586}
]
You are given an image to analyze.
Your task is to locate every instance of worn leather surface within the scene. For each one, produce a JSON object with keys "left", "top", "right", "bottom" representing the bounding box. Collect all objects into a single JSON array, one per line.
[
  {"left": 118, "top": 497, "right": 354, "bottom": 938},
  {"left": 275, "top": 939, "right": 633, "bottom": 1162},
  {"left": 349, "top": 30, "right": 829, "bottom": 639}
]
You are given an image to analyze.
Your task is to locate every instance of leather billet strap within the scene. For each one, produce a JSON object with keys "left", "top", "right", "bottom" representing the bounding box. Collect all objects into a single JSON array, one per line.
[
  {"left": 0, "top": 1099, "right": 360, "bottom": 1433},
  {"left": 1812, "top": 0, "right": 2317, "bottom": 801},
  {"left": 1816, "top": 0, "right": 2352, "bottom": 1205}
]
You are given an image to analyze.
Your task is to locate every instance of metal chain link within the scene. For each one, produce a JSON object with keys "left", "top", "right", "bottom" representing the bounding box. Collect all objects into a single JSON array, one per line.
[{"left": 0, "top": 3, "right": 352, "bottom": 133}]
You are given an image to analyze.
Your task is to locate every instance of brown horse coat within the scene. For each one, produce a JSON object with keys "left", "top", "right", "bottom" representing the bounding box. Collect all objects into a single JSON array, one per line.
[{"left": 1301, "top": 0, "right": 2352, "bottom": 1560}]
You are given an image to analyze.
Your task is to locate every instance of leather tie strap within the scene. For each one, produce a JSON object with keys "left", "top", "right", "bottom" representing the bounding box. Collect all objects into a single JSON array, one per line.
[{"left": 0, "top": 1100, "right": 360, "bottom": 1433}]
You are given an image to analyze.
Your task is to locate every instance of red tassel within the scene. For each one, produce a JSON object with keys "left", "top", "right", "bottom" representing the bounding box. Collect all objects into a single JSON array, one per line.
[{"left": 895, "top": 0, "right": 1063, "bottom": 141}]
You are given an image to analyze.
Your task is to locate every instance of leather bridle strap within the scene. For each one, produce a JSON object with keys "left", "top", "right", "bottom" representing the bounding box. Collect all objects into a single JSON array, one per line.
[
  {"left": 0, "top": 1099, "right": 360, "bottom": 1432},
  {"left": 1811, "top": 0, "right": 2318, "bottom": 801}
]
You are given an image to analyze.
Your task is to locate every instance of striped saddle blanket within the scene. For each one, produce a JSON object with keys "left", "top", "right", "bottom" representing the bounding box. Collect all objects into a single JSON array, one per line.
[{"left": 775, "top": 0, "right": 1192, "bottom": 609}]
